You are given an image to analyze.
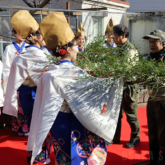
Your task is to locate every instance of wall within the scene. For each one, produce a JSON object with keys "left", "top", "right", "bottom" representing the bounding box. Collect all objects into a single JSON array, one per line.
[
  {"left": 127, "top": 0, "right": 165, "bottom": 12},
  {"left": 0, "top": 0, "right": 81, "bottom": 9},
  {"left": 81, "top": 0, "right": 129, "bottom": 42},
  {"left": 0, "top": 0, "right": 82, "bottom": 51},
  {"left": 0, "top": 0, "right": 129, "bottom": 50},
  {"left": 123, "top": 14, "right": 165, "bottom": 54}
]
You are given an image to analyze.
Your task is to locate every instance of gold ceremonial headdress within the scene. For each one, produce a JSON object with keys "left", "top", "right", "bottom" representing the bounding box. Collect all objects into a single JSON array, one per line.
[
  {"left": 40, "top": 12, "right": 75, "bottom": 50},
  {"left": 76, "top": 22, "right": 86, "bottom": 37},
  {"left": 11, "top": 10, "right": 39, "bottom": 39},
  {"left": 11, "top": 11, "right": 18, "bottom": 17},
  {"left": 105, "top": 17, "right": 114, "bottom": 33}
]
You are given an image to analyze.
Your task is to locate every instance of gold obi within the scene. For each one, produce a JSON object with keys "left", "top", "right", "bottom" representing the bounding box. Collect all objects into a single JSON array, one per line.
[{"left": 22, "top": 76, "right": 36, "bottom": 87}]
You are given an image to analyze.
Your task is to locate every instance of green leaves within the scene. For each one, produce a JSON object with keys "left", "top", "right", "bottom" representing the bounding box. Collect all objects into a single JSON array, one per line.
[
  {"left": 44, "top": 35, "right": 165, "bottom": 96},
  {"left": 74, "top": 35, "right": 165, "bottom": 92}
]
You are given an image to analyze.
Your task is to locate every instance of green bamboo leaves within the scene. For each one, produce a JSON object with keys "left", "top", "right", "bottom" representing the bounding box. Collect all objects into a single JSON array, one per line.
[{"left": 75, "top": 35, "right": 165, "bottom": 92}]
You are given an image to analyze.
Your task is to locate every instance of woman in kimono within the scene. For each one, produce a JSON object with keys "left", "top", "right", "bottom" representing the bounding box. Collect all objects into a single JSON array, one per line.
[
  {"left": 51, "top": 45, "right": 107, "bottom": 164},
  {"left": 4, "top": 10, "right": 52, "bottom": 164},
  {"left": 76, "top": 22, "right": 86, "bottom": 52},
  {"left": 104, "top": 18, "right": 115, "bottom": 48},
  {"left": 2, "top": 27, "right": 29, "bottom": 135},
  {"left": 27, "top": 12, "right": 122, "bottom": 165}
]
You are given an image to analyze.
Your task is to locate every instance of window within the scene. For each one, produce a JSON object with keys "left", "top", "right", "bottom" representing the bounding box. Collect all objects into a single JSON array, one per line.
[{"left": 92, "top": 17, "right": 104, "bottom": 38}]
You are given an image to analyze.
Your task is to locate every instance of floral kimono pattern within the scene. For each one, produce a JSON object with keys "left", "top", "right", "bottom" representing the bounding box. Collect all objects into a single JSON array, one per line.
[
  {"left": 50, "top": 101, "right": 107, "bottom": 165},
  {"left": 11, "top": 92, "right": 29, "bottom": 133},
  {"left": 27, "top": 133, "right": 52, "bottom": 164}
]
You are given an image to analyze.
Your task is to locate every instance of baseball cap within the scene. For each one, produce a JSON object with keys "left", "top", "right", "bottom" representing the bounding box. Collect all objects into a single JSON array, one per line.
[{"left": 143, "top": 30, "right": 165, "bottom": 40}]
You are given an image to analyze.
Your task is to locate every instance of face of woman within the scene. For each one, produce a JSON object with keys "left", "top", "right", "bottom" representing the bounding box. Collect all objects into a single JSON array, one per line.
[
  {"left": 77, "top": 35, "right": 85, "bottom": 48},
  {"left": 105, "top": 32, "right": 113, "bottom": 43},
  {"left": 70, "top": 41, "right": 79, "bottom": 61},
  {"left": 37, "top": 34, "right": 45, "bottom": 46}
]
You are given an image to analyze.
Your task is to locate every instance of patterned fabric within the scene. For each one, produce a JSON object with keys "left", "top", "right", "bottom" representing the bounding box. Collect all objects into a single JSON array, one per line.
[
  {"left": 11, "top": 91, "right": 29, "bottom": 133},
  {"left": 27, "top": 133, "right": 52, "bottom": 164},
  {"left": 104, "top": 41, "right": 114, "bottom": 48},
  {"left": 50, "top": 106, "right": 107, "bottom": 165},
  {"left": 78, "top": 47, "right": 85, "bottom": 52},
  {"left": 18, "top": 85, "right": 37, "bottom": 129}
]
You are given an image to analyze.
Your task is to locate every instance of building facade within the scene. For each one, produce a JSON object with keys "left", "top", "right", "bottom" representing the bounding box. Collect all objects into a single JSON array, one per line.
[
  {"left": 125, "top": 0, "right": 165, "bottom": 54},
  {"left": 0, "top": 0, "right": 130, "bottom": 54}
]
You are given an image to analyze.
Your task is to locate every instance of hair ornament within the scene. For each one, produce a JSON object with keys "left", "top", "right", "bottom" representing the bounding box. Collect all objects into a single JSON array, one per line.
[
  {"left": 26, "top": 34, "right": 35, "bottom": 44},
  {"left": 59, "top": 49, "right": 65, "bottom": 55}
]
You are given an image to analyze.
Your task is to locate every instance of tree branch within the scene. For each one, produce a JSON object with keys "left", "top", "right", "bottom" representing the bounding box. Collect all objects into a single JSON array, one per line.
[
  {"left": 33, "top": 0, "right": 37, "bottom": 7},
  {"left": 38, "top": 0, "right": 51, "bottom": 8},
  {"left": 23, "top": 0, "right": 35, "bottom": 7},
  {"left": 23, "top": 0, "right": 51, "bottom": 8}
]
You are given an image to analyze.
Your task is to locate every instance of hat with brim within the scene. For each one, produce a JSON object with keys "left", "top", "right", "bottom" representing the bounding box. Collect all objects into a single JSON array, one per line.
[
  {"left": 143, "top": 30, "right": 165, "bottom": 40},
  {"left": 11, "top": 10, "right": 39, "bottom": 39},
  {"left": 143, "top": 35, "right": 160, "bottom": 40},
  {"left": 40, "top": 12, "right": 75, "bottom": 50}
]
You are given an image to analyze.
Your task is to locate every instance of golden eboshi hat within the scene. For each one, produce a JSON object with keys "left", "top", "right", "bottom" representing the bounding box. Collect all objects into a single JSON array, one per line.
[
  {"left": 40, "top": 12, "right": 75, "bottom": 50},
  {"left": 105, "top": 17, "right": 114, "bottom": 33},
  {"left": 76, "top": 22, "right": 86, "bottom": 37},
  {"left": 11, "top": 10, "right": 39, "bottom": 39}
]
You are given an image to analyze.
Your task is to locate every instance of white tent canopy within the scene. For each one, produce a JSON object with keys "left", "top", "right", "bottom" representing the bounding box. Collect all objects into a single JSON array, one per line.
[{"left": 127, "top": 0, "right": 165, "bottom": 12}]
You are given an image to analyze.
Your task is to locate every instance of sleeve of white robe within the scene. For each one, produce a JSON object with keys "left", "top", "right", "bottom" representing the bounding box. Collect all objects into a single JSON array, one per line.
[
  {"left": 27, "top": 63, "right": 124, "bottom": 164},
  {"left": 3, "top": 49, "right": 48, "bottom": 117},
  {"left": 2, "top": 45, "right": 16, "bottom": 95},
  {"left": 0, "top": 61, "right": 4, "bottom": 107},
  {"left": 42, "top": 46, "right": 52, "bottom": 56}
]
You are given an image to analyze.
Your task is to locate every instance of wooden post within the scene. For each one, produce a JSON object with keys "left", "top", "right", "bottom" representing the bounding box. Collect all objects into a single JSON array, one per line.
[{"left": 66, "top": 2, "right": 70, "bottom": 24}]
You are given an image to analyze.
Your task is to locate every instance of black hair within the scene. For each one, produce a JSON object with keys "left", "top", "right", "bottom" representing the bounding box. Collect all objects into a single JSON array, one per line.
[
  {"left": 32, "top": 29, "right": 41, "bottom": 37},
  {"left": 52, "top": 38, "right": 77, "bottom": 57},
  {"left": 12, "top": 29, "right": 17, "bottom": 34},
  {"left": 25, "top": 29, "right": 42, "bottom": 45},
  {"left": 113, "top": 24, "right": 129, "bottom": 38},
  {"left": 75, "top": 36, "right": 86, "bottom": 40}
]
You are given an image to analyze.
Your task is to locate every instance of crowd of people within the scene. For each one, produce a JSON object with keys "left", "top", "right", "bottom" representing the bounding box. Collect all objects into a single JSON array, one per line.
[{"left": 0, "top": 10, "right": 165, "bottom": 165}]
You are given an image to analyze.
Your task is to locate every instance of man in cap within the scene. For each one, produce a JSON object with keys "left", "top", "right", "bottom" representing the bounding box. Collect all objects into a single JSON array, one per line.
[
  {"left": 112, "top": 24, "right": 140, "bottom": 148},
  {"left": 143, "top": 30, "right": 165, "bottom": 165}
]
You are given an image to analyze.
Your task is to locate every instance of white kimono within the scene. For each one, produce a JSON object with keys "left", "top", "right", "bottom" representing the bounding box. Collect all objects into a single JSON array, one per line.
[
  {"left": 2, "top": 42, "right": 28, "bottom": 95},
  {"left": 0, "top": 61, "right": 4, "bottom": 107},
  {"left": 26, "top": 62, "right": 123, "bottom": 164},
  {"left": 3, "top": 46, "right": 49, "bottom": 117}
]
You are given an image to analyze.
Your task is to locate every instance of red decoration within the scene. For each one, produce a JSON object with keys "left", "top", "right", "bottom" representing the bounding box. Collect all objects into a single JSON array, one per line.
[
  {"left": 41, "top": 69, "right": 49, "bottom": 75},
  {"left": 59, "top": 49, "right": 65, "bottom": 55},
  {"left": 101, "top": 104, "right": 107, "bottom": 114}
]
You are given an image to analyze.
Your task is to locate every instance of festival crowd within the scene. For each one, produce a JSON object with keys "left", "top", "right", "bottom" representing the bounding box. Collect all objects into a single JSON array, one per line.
[{"left": 0, "top": 10, "right": 165, "bottom": 165}]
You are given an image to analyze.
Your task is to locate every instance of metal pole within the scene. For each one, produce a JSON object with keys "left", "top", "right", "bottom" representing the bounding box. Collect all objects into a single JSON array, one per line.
[{"left": 66, "top": 2, "right": 70, "bottom": 24}]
